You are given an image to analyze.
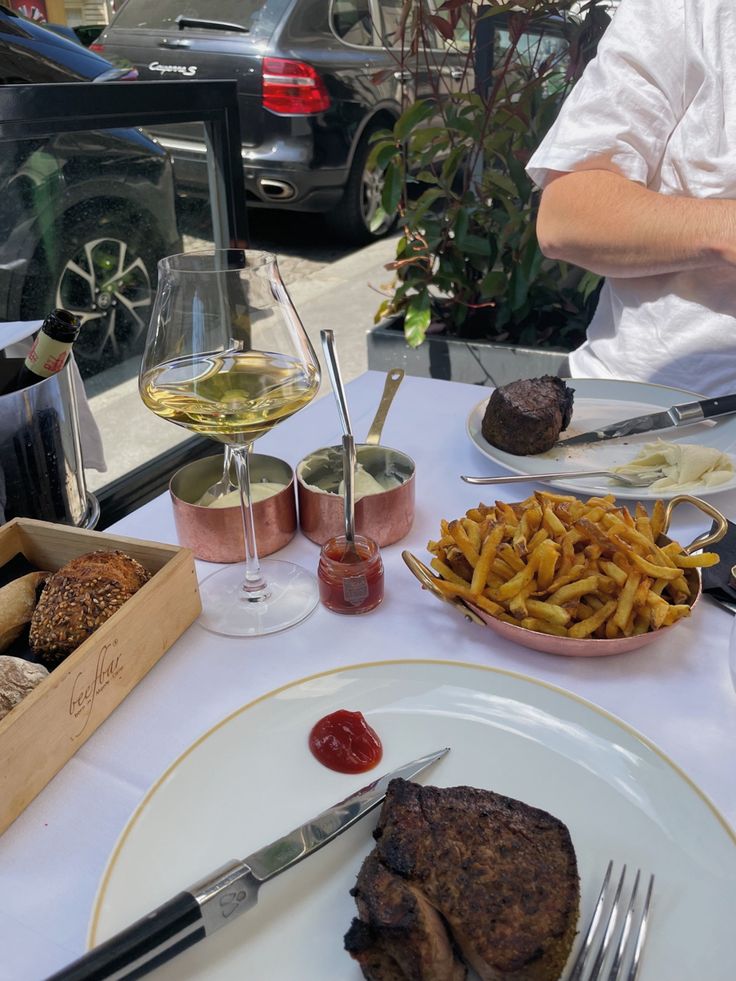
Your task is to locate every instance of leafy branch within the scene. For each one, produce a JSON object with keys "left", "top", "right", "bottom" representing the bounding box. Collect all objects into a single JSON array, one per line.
[{"left": 369, "top": 0, "right": 610, "bottom": 349}]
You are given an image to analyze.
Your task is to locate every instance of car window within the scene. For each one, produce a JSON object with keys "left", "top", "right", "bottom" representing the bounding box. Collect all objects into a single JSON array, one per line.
[
  {"left": 495, "top": 27, "right": 568, "bottom": 70},
  {"left": 0, "top": 123, "right": 229, "bottom": 495},
  {"left": 378, "top": 0, "right": 442, "bottom": 50},
  {"left": 1, "top": 128, "right": 181, "bottom": 374},
  {"left": 377, "top": 0, "right": 404, "bottom": 48},
  {"left": 111, "top": 0, "right": 292, "bottom": 37},
  {"left": 491, "top": 25, "right": 570, "bottom": 96},
  {"left": 330, "top": 0, "right": 373, "bottom": 48}
]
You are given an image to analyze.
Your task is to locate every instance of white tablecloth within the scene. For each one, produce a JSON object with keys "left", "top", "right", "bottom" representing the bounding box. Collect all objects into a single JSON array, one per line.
[{"left": 2, "top": 371, "right": 736, "bottom": 980}]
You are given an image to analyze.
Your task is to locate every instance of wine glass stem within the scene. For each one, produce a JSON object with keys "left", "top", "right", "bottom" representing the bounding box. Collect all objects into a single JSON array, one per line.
[
  {"left": 231, "top": 443, "right": 269, "bottom": 600},
  {"left": 223, "top": 444, "right": 234, "bottom": 482}
]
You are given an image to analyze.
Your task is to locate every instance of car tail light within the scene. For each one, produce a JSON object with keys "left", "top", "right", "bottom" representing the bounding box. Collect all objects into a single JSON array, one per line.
[
  {"left": 90, "top": 42, "right": 105, "bottom": 53},
  {"left": 262, "top": 57, "right": 330, "bottom": 115}
]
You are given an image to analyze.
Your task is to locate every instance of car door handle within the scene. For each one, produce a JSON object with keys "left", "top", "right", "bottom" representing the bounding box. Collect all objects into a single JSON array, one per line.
[
  {"left": 393, "top": 70, "right": 411, "bottom": 82},
  {"left": 159, "top": 38, "right": 191, "bottom": 48}
]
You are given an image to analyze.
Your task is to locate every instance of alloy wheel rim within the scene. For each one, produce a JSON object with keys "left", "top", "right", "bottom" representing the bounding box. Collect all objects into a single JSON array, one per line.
[
  {"left": 55, "top": 236, "right": 152, "bottom": 362},
  {"left": 361, "top": 166, "right": 391, "bottom": 233}
]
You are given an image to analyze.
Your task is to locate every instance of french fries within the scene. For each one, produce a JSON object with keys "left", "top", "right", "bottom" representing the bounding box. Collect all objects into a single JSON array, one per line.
[{"left": 426, "top": 492, "right": 719, "bottom": 641}]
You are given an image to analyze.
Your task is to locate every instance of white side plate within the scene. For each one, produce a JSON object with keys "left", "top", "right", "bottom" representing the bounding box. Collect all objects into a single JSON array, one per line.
[{"left": 466, "top": 378, "right": 736, "bottom": 499}]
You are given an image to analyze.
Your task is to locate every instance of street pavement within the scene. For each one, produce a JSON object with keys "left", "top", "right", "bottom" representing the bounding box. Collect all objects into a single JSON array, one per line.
[{"left": 85, "top": 232, "right": 401, "bottom": 491}]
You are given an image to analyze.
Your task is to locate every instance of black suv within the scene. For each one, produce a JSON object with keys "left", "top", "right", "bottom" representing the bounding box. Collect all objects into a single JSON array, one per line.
[
  {"left": 93, "top": 0, "right": 462, "bottom": 244},
  {"left": 0, "top": 5, "right": 182, "bottom": 376}
]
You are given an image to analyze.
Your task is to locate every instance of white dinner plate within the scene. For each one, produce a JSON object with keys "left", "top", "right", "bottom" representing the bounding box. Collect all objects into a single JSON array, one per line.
[
  {"left": 89, "top": 660, "right": 736, "bottom": 980},
  {"left": 466, "top": 378, "right": 736, "bottom": 499}
]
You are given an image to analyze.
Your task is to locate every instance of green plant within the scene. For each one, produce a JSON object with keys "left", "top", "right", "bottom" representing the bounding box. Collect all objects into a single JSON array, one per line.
[{"left": 371, "top": 0, "right": 610, "bottom": 349}]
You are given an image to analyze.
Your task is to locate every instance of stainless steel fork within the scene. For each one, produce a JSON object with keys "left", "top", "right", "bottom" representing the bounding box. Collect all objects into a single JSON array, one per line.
[{"left": 566, "top": 862, "right": 655, "bottom": 981}]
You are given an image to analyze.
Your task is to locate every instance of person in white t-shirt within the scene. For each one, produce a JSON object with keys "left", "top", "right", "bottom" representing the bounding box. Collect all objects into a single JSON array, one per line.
[{"left": 527, "top": 0, "right": 736, "bottom": 398}]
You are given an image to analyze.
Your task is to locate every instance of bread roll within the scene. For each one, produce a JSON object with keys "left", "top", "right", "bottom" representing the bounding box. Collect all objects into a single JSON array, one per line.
[
  {"left": 0, "top": 655, "right": 49, "bottom": 721},
  {"left": 29, "top": 550, "right": 151, "bottom": 668},
  {"left": 0, "top": 572, "right": 48, "bottom": 653}
]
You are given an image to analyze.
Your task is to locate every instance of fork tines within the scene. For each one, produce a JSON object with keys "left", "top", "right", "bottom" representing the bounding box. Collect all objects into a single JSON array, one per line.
[{"left": 567, "top": 861, "right": 655, "bottom": 981}]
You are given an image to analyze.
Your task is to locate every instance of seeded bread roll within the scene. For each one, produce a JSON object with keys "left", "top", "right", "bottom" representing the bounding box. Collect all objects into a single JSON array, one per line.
[{"left": 29, "top": 550, "right": 150, "bottom": 668}]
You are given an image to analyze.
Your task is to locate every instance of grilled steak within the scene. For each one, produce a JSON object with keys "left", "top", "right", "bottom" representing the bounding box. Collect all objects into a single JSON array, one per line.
[
  {"left": 345, "top": 780, "right": 579, "bottom": 981},
  {"left": 481, "top": 376, "right": 574, "bottom": 455},
  {"left": 345, "top": 852, "right": 467, "bottom": 981}
]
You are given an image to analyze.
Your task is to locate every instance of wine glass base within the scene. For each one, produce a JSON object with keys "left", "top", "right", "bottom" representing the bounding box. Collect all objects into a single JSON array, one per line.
[{"left": 197, "top": 559, "right": 319, "bottom": 637}]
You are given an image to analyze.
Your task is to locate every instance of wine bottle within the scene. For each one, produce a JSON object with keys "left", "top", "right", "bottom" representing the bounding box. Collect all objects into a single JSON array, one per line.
[{"left": 4, "top": 309, "right": 81, "bottom": 395}]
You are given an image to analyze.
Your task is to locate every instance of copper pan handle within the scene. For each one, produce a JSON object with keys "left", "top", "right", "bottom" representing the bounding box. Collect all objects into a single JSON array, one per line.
[
  {"left": 662, "top": 494, "right": 728, "bottom": 555},
  {"left": 365, "top": 369, "right": 404, "bottom": 446},
  {"left": 402, "top": 550, "right": 486, "bottom": 626}
]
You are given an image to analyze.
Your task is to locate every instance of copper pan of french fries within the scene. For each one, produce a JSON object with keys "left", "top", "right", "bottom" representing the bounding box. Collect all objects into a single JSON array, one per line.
[{"left": 403, "top": 492, "right": 727, "bottom": 657}]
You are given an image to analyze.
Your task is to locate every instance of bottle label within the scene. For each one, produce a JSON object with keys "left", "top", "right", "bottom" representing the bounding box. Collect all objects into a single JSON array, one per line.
[{"left": 25, "top": 333, "right": 73, "bottom": 379}]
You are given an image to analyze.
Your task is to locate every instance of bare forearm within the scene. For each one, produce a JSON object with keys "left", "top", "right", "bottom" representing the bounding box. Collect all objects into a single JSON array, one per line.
[{"left": 536, "top": 170, "right": 736, "bottom": 278}]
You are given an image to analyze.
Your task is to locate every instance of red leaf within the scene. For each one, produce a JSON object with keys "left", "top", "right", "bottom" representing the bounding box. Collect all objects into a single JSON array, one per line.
[{"left": 429, "top": 14, "right": 455, "bottom": 40}]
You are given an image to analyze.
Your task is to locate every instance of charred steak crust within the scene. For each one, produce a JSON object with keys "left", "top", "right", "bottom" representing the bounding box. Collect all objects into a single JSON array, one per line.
[
  {"left": 346, "top": 779, "right": 579, "bottom": 981},
  {"left": 481, "top": 376, "right": 575, "bottom": 455},
  {"left": 346, "top": 851, "right": 467, "bottom": 981}
]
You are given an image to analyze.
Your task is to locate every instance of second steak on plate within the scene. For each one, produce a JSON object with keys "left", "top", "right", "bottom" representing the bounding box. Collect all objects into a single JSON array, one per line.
[{"left": 481, "top": 376, "right": 575, "bottom": 455}]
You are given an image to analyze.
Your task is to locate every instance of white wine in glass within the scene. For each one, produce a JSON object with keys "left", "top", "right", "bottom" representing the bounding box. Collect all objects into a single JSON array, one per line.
[{"left": 139, "top": 250, "right": 321, "bottom": 636}]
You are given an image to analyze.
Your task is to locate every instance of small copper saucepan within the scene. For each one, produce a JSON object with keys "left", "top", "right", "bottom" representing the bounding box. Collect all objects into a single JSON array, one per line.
[
  {"left": 170, "top": 453, "right": 297, "bottom": 562},
  {"left": 296, "top": 369, "right": 416, "bottom": 547}
]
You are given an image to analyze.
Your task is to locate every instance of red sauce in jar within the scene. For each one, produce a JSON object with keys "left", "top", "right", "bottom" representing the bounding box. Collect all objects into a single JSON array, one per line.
[
  {"left": 317, "top": 534, "right": 384, "bottom": 615},
  {"left": 308, "top": 709, "right": 383, "bottom": 773}
]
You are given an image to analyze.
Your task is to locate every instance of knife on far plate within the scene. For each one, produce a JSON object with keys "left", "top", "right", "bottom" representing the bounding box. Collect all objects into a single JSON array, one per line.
[
  {"left": 47, "top": 747, "right": 449, "bottom": 981},
  {"left": 559, "top": 393, "right": 736, "bottom": 447}
]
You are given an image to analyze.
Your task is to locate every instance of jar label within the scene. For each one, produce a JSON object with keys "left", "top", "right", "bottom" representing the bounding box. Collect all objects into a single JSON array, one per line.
[{"left": 343, "top": 573, "right": 369, "bottom": 606}]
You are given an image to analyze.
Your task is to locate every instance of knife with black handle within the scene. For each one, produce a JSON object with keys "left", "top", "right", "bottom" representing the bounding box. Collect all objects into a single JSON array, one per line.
[
  {"left": 46, "top": 748, "right": 449, "bottom": 981},
  {"left": 560, "top": 393, "right": 736, "bottom": 446}
]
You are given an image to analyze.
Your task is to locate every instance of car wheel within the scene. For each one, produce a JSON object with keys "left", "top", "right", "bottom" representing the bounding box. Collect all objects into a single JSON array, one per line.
[
  {"left": 21, "top": 214, "right": 158, "bottom": 378},
  {"left": 328, "top": 128, "right": 398, "bottom": 245}
]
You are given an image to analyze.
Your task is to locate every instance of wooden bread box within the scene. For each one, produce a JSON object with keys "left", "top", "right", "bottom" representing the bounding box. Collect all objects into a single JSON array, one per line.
[{"left": 0, "top": 517, "right": 201, "bottom": 835}]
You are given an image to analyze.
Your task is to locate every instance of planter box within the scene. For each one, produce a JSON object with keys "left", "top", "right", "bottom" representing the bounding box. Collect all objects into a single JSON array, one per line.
[
  {"left": 366, "top": 319, "right": 570, "bottom": 388},
  {"left": 0, "top": 518, "right": 201, "bottom": 835}
]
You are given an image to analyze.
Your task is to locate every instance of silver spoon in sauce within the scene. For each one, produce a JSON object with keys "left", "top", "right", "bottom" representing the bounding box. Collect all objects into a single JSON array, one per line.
[
  {"left": 320, "top": 329, "right": 360, "bottom": 559},
  {"left": 342, "top": 433, "right": 358, "bottom": 554}
]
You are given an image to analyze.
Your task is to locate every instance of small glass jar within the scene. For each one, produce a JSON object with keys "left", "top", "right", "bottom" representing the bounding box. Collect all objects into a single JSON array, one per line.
[{"left": 318, "top": 533, "right": 384, "bottom": 615}]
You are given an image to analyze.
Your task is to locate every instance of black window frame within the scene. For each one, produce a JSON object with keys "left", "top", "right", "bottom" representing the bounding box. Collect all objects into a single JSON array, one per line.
[{"left": 0, "top": 78, "right": 249, "bottom": 529}]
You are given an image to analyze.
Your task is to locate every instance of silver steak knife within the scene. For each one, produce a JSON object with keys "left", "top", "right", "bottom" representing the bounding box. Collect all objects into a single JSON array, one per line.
[
  {"left": 47, "top": 747, "right": 449, "bottom": 981},
  {"left": 558, "top": 393, "right": 736, "bottom": 446}
]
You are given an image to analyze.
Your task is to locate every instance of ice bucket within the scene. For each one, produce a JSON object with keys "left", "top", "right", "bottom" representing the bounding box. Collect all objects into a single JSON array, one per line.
[{"left": 0, "top": 356, "right": 99, "bottom": 528}]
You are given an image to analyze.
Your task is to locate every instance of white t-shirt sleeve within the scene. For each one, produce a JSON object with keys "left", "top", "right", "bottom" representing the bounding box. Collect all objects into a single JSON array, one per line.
[{"left": 527, "top": 0, "right": 686, "bottom": 189}]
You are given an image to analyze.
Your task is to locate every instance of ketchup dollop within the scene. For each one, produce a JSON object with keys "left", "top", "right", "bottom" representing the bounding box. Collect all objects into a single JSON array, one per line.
[{"left": 308, "top": 710, "right": 383, "bottom": 774}]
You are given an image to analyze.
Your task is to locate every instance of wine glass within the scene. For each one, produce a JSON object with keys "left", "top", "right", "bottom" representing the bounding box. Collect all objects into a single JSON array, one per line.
[{"left": 139, "top": 250, "right": 321, "bottom": 636}]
